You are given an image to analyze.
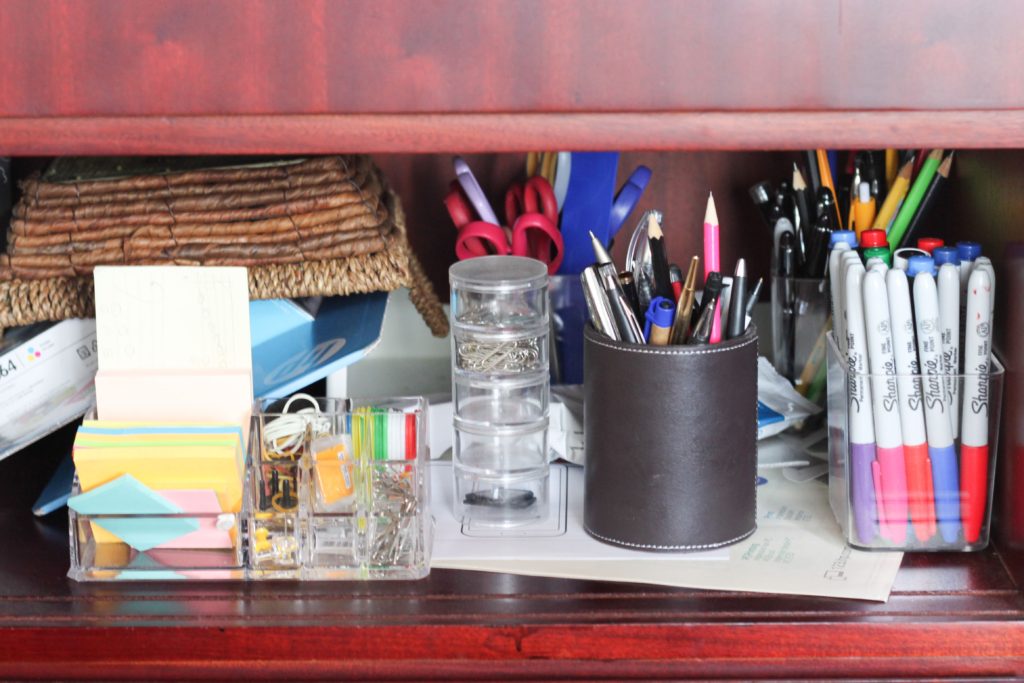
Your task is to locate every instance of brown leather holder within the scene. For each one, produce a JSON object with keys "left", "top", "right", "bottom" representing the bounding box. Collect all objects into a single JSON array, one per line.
[{"left": 583, "top": 323, "right": 758, "bottom": 551}]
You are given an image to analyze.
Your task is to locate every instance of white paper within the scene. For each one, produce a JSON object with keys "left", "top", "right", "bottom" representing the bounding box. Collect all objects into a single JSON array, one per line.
[
  {"left": 431, "top": 462, "right": 728, "bottom": 562},
  {"left": 94, "top": 266, "right": 251, "bottom": 372},
  {"left": 432, "top": 465, "right": 904, "bottom": 602}
]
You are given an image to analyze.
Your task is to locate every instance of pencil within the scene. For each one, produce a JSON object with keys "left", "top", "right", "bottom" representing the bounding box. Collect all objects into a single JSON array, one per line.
[
  {"left": 647, "top": 213, "right": 674, "bottom": 301},
  {"left": 898, "top": 152, "right": 954, "bottom": 249},
  {"left": 871, "top": 158, "right": 913, "bottom": 233},
  {"left": 885, "top": 149, "right": 898, "bottom": 190},
  {"left": 887, "top": 149, "right": 944, "bottom": 250},
  {"left": 792, "top": 164, "right": 812, "bottom": 264},
  {"left": 816, "top": 149, "right": 842, "bottom": 231},
  {"left": 703, "top": 193, "right": 722, "bottom": 343}
]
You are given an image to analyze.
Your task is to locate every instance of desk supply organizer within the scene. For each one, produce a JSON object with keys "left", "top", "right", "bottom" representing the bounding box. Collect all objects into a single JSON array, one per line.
[
  {"left": 0, "top": 155, "right": 447, "bottom": 337},
  {"left": 826, "top": 334, "right": 1004, "bottom": 551},
  {"left": 68, "top": 397, "right": 431, "bottom": 581},
  {"left": 582, "top": 324, "right": 759, "bottom": 551},
  {"left": 449, "top": 256, "right": 551, "bottom": 527}
]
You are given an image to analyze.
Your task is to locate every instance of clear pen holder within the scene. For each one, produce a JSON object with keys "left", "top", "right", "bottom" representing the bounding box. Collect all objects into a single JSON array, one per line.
[
  {"left": 826, "top": 334, "right": 1004, "bottom": 551},
  {"left": 771, "top": 274, "right": 831, "bottom": 400}
]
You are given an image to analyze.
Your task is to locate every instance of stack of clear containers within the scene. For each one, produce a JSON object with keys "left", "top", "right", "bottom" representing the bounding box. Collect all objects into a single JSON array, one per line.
[{"left": 449, "top": 256, "right": 550, "bottom": 527}]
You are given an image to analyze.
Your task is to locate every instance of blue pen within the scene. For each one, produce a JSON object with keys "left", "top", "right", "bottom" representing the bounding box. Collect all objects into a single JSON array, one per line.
[
  {"left": 643, "top": 296, "right": 675, "bottom": 346},
  {"left": 910, "top": 256, "right": 961, "bottom": 542}
]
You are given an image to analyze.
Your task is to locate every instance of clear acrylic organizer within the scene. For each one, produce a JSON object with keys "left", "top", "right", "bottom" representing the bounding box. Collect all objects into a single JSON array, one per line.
[
  {"left": 771, "top": 274, "right": 831, "bottom": 397},
  {"left": 826, "top": 334, "right": 1004, "bottom": 551},
  {"left": 69, "top": 396, "right": 432, "bottom": 581}
]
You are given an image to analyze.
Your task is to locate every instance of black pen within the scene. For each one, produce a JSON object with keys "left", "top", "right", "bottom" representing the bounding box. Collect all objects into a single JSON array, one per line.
[
  {"left": 686, "top": 272, "right": 724, "bottom": 345},
  {"left": 778, "top": 231, "right": 796, "bottom": 378},
  {"left": 804, "top": 187, "right": 836, "bottom": 278},
  {"left": 726, "top": 259, "right": 748, "bottom": 339}
]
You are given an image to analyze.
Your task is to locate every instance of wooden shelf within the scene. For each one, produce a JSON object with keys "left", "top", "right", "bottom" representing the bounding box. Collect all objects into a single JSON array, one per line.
[{"left": 2, "top": 1, "right": 1024, "bottom": 677}]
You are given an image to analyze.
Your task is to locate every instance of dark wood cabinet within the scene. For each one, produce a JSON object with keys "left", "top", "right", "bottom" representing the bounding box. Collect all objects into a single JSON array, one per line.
[{"left": 1, "top": 1, "right": 1023, "bottom": 678}]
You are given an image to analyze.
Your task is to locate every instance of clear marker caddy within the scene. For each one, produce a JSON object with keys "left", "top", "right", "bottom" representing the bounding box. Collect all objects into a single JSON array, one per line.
[{"left": 826, "top": 334, "right": 1004, "bottom": 551}]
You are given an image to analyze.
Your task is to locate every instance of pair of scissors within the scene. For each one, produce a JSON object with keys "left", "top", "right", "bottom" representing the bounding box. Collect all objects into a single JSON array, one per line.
[{"left": 446, "top": 158, "right": 564, "bottom": 274}]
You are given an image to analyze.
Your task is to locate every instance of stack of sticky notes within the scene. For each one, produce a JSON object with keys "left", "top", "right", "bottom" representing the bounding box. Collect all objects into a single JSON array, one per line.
[{"left": 70, "top": 266, "right": 254, "bottom": 553}]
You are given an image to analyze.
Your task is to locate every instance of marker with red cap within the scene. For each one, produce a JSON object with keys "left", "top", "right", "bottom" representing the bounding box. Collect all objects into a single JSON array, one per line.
[
  {"left": 860, "top": 229, "right": 891, "bottom": 267},
  {"left": 917, "top": 237, "right": 944, "bottom": 255}
]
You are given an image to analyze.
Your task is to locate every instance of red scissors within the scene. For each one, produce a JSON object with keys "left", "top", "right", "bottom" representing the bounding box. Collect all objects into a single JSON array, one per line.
[{"left": 445, "top": 175, "right": 564, "bottom": 275}]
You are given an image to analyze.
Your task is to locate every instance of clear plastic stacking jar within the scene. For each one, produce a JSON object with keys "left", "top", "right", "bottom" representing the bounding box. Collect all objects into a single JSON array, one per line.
[{"left": 449, "top": 256, "right": 551, "bottom": 526}]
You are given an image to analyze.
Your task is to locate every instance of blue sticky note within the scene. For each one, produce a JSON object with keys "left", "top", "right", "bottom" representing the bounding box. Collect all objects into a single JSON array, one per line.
[{"left": 68, "top": 474, "right": 199, "bottom": 551}]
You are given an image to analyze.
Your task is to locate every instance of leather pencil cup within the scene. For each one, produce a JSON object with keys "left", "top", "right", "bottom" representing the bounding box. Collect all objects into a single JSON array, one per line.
[{"left": 583, "top": 323, "right": 758, "bottom": 551}]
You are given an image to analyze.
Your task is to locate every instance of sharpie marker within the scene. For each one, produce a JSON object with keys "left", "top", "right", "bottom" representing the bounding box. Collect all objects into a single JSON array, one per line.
[
  {"left": 937, "top": 262, "right": 961, "bottom": 439},
  {"left": 827, "top": 232, "right": 856, "bottom": 348},
  {"left": 843, "top": 260, "right": 879, "bottom": 543},
  {"left": 886, "top": 268, "right": 936, "bottom": 540},
  {"left": 863, "top": 270, "right": 908, "bottom": 543},
  {"left": 893, "top": 247, "right": 929, "bottom": 271},
  {"left": 912, "top": 260, "right": 961, "bottom": 543},
  {"left": 961, "top": 267, "right": 993, "bottom": 543},
  {"left": 974, "top": 257, "right": 997, "bottom": 320}
]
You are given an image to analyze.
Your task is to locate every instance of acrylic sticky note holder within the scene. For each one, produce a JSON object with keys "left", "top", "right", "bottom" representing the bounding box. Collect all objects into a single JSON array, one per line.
[
  {"left": 68, "top": 396, "right": 432, "bottom": 581},
  {"left": 826, "top": 334, "right": 1004, "bottom": 551}
]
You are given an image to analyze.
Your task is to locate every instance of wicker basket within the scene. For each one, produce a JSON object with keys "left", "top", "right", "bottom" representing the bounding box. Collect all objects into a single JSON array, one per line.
[{"left": 0, "top": 156, "right": 448, "bottom": 337}]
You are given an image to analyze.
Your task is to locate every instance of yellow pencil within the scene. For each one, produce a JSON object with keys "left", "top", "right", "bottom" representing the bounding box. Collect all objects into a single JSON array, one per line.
[
  {"left": 885, "top": 149, "right": 898, "bottom": 189},
  {"left": 872, "top": 158, "right": 913, "bottom": 232}
]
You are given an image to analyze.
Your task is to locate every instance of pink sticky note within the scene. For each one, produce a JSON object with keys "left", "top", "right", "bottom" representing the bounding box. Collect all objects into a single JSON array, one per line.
[{"left": 155, "top": 490, "right": 233, "bottom": 549}]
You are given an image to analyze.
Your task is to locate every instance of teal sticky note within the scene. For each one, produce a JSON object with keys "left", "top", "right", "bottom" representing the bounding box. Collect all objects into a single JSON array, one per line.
[{"left": 68, "top": 474, "right": 199, "bottom": 551}]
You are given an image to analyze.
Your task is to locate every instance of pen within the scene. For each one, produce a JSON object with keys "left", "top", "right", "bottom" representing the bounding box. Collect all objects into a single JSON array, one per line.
[
  {"left": 618, "top": 271, "right": 642, "bottom": 320},
  {"left": 669, "top": 256, "right": 700, "bottom": 345},
  {"left": 726, "top": 259, "right": 748, "bottom": 339},
  {"left": 804, "top": 187, "right": 837, "bottom": 278},
  {"left": 744, "top": 276, "right": 763, "bottom": 323},
  {"left": 647, "top": 214, "right": 674, "bottom": 301},
  {"left": 597, "top": 263, "right": 645, "bottom": 344},
  {"left": 886, "top": 268, "right": 936, "bottom": 540},
  {"left": 581, "top": 266, "right": 620, "bottom": 340},
  {"left": 911, "top": 257, "right": 961, "bottom": 543},
  {"left": 644, "top": 297, "right": 675, "bottom": 346},
  {"left": 853, "top": 182, "right": 876, "bottom": 240},
  {"left": 589, "top": 230, "right": 613, "bottom": 266},
  {"left": 749, "top": 181, "right": 774, "bottom": 230},
  {"left": 778, "top": 230, "right": 797, "bottom": 379},
  {"left": 687, "top": 272, "right": 723, "bottom": 345},
  {"left": 669, "top": 264, "right": 683, "bottom": 302},
  {"left": 961, "top": 266, "right": 993, "bottom": 543},
  {"left": 842, "top": 259, "right": 880, "bottom": 544},
  {"left": 863, "top": 270, "right": 908, "bottom": 544},
  {"left": 703, "top": 193, "right": 722, "bottom": 343}
]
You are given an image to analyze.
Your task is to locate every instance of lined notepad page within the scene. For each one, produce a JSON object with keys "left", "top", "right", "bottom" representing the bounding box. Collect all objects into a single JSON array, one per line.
[{"left": 94, "top": 266, "right": 251, "bottom": 372}]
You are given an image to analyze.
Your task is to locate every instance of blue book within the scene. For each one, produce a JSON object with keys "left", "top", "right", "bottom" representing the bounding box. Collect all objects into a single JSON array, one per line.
[{"left": 251, "top": 292, "right": 388, "bottom": 398}]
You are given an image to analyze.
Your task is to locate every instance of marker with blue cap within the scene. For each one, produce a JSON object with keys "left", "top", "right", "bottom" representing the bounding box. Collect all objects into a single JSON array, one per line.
[
  {"left": 911, "top": 255, "right": 962, "bottom": 543},
  {"left": 957, "top": 241, "right": 982, "bottom": 291},
  {"left": 907, "top": 254, "right": 937, "bottom": 278}
]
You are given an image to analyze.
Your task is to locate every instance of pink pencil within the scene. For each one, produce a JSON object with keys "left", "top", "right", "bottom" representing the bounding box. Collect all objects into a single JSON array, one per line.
[{"left": 704, "top": 193, "right": 722, "bottom": 343}]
